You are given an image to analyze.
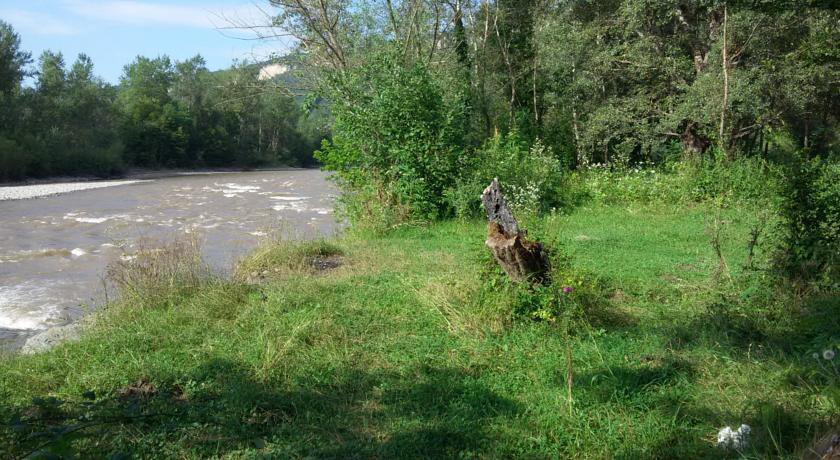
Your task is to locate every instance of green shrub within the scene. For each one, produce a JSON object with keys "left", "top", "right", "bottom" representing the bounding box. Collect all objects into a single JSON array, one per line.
[
  {"left": 511, "top": 270, "right": 607, "bottom": 324},
  {"left": 72, "top": 143, "right": 125, "bottom": 178},
  {"left": 316, "top": 50, "right": 466, "bottom": 227},
  {"left": 574, "top": 163, "right": 686, "bottom": 205},
  {"left": 776, "top": 155, "right": 840, "bottom": 287},
  {"left": 448, "top": 131, "right": 567, "bottom": 218},
  {"left": 573, "top": 156, "right": 781, "bottom": 206},
  {"left": 678, "top": 154, "right": 781, "bottom": 204},
  {"left": 331, "top": 176, "right": 419, "bottom": 235}
]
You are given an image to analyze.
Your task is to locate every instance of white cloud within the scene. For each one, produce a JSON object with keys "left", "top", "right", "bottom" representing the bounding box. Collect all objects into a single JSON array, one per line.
[
  {"left": 61, "top": 1, "right": 276, "bottom": 29},
  {"left": 0, "top": 8, "right": 79, "bottom": 35}
]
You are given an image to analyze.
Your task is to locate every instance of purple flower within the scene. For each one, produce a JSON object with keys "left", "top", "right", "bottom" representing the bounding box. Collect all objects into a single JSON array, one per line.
[{"left": 562, "top": 287, "right": 573, "bottom": 294}]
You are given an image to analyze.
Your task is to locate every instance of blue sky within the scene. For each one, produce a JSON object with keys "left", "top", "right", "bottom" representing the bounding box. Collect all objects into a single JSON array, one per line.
[{"left": 0, "top": 0, "right": 293, "bottom": 83}]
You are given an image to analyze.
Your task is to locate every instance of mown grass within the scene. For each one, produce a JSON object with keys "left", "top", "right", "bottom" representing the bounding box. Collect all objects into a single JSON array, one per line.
[{"left": 1, "top": 202, "right": 837, "bottom": 458}]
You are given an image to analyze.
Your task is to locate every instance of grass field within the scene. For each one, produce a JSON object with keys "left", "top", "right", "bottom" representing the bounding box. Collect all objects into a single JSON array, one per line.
[{"left": 1, "top": 202, "right": 837, "bottom": 458}]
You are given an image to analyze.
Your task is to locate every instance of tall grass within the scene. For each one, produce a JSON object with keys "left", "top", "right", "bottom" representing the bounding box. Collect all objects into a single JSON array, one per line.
[
  {"left": 106, "top": 236, "right": 209, "bottom": 308},
  {"left": 236, "top": 238, "right": 344, "bottom": 281},
  {"left": 574, "top": 156, "right": 782, "bottom": 206}
]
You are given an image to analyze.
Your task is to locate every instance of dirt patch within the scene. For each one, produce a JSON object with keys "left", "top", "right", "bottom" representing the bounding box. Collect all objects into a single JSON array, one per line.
[
  {"left": 245, "top": 255, "right": 344, "bottom": 284},
  {"left": 308, "top": 254, "right": 343, "bottom": 272},
  {"left": 118, "top": 379, "right": 158, "bottom": 398},
  {"left": 806, "top": 430, "right": 840, "bottom": 459},
  {"left": 611, "top": 289, "right": 628, "bottom": 303}
]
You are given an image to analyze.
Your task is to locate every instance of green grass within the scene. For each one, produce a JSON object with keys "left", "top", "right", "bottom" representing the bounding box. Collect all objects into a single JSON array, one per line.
[{"left": 1, "top": 202, "right": 837, "bottom": 458}]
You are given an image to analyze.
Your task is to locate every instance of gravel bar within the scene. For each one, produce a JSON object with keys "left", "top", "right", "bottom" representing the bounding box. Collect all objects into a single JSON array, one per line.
[{"left": 0, "top": 180, "right": 151, "bottom": 201}]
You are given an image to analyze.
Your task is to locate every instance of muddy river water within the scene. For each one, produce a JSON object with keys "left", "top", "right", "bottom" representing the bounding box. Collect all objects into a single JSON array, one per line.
[{"left": 0, "top": 169, "right": 338, "bottom": 349}]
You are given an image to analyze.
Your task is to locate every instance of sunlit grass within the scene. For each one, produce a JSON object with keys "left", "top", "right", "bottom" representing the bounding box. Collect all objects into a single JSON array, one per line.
[{"left": 0, "top": 203, "right": 835, "bottom": 458}]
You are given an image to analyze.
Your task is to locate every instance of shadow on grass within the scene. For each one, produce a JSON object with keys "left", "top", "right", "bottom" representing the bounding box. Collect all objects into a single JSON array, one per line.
[
  {"left": 665, "top": 290, "right": 840, "bottom": 355},
  {"left": 1, "top": 359, "right": 519, "bottom": 458},
  {"left": 574, "top": 357, "right": 696, "bottom": 406},
  {"left": 657, "top": 290, "right": 840, "bottom": 457}
]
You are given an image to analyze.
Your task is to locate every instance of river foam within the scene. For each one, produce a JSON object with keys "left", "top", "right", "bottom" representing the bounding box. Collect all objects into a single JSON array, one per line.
[{"left": 0, "top": 283, "right": 63, "bottom": 330}]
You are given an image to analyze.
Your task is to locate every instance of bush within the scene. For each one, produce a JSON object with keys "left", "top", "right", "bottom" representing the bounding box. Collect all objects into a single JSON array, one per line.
[
  {"left": 573, "top": 155, "right": 781, "bottom": 206},
  {"left": 574, "top": 163, "right": 686, "bottom": 205},
  {"left": 776, "top": 155, "right": 840, "bottom": 287},
  {"left": 448, "top": 131, "right": 567, "bottom": 218},
  {"left": 330, "top": 177, "right": 418, "bottom": 235},
  {"left": 73, "top": 143, "right": 126, "bottom": 178},
  {"left": 317, "top": 50, "right": 466, "bottom": 226},
  {"left": 679, "top": 154, "right": 781, "bottom": 204}
]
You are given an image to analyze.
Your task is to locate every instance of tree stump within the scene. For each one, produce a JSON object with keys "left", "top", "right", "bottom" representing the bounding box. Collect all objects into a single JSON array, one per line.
[{"left": 481, "top": 179, "right": 549, "bottom": 283}]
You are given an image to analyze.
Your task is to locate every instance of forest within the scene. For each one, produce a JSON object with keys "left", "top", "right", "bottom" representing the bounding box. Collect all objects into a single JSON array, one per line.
[
  {"left": 288, "top": 0, "right": 839, "bottom": 219},
  {"left": 0, "top": 21, "right": 322, "bottom": 181},
  {"left": 1, "top": 0, "right": 839, "bottom": 457}
]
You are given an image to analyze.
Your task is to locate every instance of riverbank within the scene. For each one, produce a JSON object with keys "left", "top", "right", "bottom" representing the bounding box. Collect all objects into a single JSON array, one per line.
[
  {"left": 0, "top": 203, "right": 836, "bottom": 457},
  {"left": 0, "top": 169, "right": 337, "bottom": 351}
]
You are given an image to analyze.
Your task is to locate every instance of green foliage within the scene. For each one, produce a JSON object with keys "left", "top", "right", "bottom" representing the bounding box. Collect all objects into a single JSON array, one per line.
[
  {"left": 118, "top": 56, "right": 190, "bottom": 167},
  {"left": 0, "top": 20, "right": 30, "bottom": 98},
  {"left": 237, "top": 239, "right": 343, "bottom": 280},
  {"left": 0, "top": 136, "right": 26, "bottom": 181},
  {"left": 676, "top": 154, "right": 780, "bottom": 203},
  {"left": 776, "top": 155, "right": 840, "bottom": 286},
  {"left": 330, "top": 176, "right": 418, "bottom": 235},
  {"left": 574, "top": 164, "right": 688, "bottom": 205},
  {"left": 574, "top": 156, "right": 781, "bottom": 206},
  {"left": 510, "top": 270, "right": 608, "bottom": 326},
  {"left": 317, "top": 51, "right": 466, "bottom": 223},
  {"left": 536, "top": 3, "right": 840, "bottom": 165},
  {"left": 448, "top": 131, "right": 567, "bottom": 217},
  {"left": 0, "top": 51, "right": 126, "bottom": 179}
]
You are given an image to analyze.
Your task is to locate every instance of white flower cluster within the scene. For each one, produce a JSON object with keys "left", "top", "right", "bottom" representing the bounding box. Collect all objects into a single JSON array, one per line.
[
  {"left": 507, "top": 182, "right": 541, "bottom": 213},
  {"left": 813, "top": 349, "right": 836, "bottom": 360},
  {"left": 717, "top": 424, "right": 751, "bottom": 450}
]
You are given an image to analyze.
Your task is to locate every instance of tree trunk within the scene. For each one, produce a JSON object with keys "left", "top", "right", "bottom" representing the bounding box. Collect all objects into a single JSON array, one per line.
[
  {"left": 481, "top": 179, "right": 549, "bottom": 283},
  {"left": 719, "top": 3, "right": 730, "bottom": 158}
]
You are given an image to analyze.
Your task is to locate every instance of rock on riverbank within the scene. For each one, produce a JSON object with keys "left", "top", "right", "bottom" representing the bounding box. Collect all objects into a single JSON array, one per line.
[{"left": 19, "top": 323, "right": 83, "bottom": 354}]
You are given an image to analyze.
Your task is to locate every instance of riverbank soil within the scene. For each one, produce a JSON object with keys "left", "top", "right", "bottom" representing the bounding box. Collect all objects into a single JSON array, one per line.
[{"left": 1, "top": 203, "right": 837, "bottom": 457}]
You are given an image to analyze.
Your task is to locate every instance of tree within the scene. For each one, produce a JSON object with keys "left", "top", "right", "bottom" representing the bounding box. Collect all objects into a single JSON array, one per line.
[
  {"left": 118, "top": 56, "right": 190, "bottom": 167},
  {"left": 0, "top": 20, "right": 30, "bottom": 98},
  {"left": 0, "top": 20, "right": 32, "bottom": 177},
  {"left": 173, "top": 55, "right": 212, "bottom": 164}
]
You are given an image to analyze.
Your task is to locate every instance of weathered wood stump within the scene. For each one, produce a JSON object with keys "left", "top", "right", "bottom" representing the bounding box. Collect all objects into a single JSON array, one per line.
[{"left": 481, "top": 179, "right": 549, "bottom": 283}]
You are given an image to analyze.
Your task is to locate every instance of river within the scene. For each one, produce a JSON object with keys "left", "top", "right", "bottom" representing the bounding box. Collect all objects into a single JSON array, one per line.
[{"left": 0, "top": 169, "right": 338, "bottom": 350}]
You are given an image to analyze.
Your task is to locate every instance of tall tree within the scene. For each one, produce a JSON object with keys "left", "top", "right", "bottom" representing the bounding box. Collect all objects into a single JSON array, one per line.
[
  {"left": 118, "top": 56, "right": 190, "bottom": 167},
  {"left": 0, "top": 20, "right": 30, "bottom": 98}
]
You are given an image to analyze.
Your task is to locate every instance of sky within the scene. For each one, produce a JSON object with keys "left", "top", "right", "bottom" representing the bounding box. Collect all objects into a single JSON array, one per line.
[{"left": 0, "top": 0, "right": 294, "bottom": 84}]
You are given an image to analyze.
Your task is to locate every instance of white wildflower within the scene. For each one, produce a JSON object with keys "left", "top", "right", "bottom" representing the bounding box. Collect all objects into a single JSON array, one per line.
[
  {"left": 717, "top": 424, "right": 751, "bottom": 450},
  {"left": 824, "top": 349, "right": 836, "bottom": 360}
]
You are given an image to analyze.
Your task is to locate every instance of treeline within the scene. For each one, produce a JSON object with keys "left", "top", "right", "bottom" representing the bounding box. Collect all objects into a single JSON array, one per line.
[
  {"left": 0, "top": 21, "right": 322, "bottom": 181},
  {"left": 271, "top": 0, "right": 838, "bottom": 214}
]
